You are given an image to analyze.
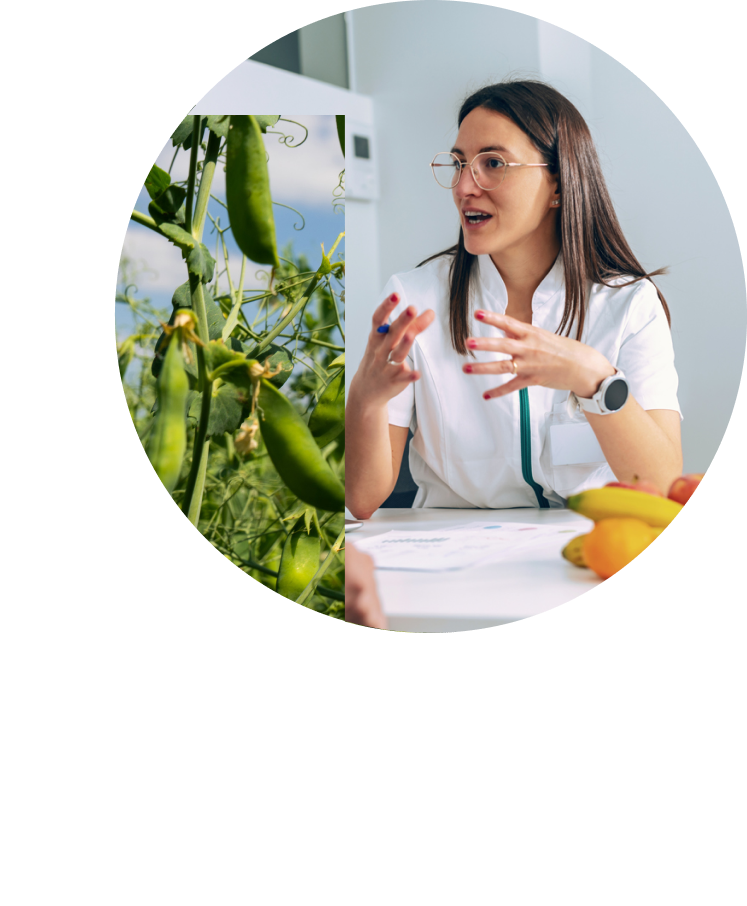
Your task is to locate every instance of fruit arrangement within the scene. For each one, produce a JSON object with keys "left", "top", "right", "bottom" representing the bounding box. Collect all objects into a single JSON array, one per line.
[{"left": 562, "top": 474, "right": 704, "bottom": 579}]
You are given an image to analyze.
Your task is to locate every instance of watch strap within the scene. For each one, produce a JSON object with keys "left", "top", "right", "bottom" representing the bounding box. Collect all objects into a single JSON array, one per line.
[{"left": 573, "top": 370, "right": 627, "bottom": 415}]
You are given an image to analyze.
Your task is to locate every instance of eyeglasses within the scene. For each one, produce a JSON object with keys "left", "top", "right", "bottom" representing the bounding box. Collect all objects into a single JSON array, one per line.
[{"left": 430, "top": 151, "right": 548, "bottom": 190}]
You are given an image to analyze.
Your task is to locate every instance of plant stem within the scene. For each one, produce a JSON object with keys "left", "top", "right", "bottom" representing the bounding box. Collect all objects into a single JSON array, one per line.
[
  {"left": 221, "top": 235, "right": 247, "bottom": 341},
  {"left": 248, "top": 273, "right": 322, "bottom": 357},
  {"left": 295, "top": 525, "right": 346, "bottom": 607},
  {"left": 184, "top": 116, "right": 201, "bottom": 235},
  {"left": 192, "top": 129, "right": 221, "bottom": 242},
  {"left": 181, "top": 372, "right": 212, "bottom": 518},
  {"left": 181, "top": 124, "right": 222, "bottom": 522},
  {"left": 130, "top": 210, "right": 161, "bottom": 233},
  {"left": 329, "top": 286, "right": 345, "bottom": 342},
  {"left": 276, "top": 334, "right": 344, "bottom": 352},
  {"left": 190, "top": 276, "right": 210, "bottom": 349},
  {"left": 187, "top": 439, "right": 210, "bottom": 526}
]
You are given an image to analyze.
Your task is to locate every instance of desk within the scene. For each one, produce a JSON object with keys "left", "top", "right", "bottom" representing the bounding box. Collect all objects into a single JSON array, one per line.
[{"left": 350, "top": 508, "right": 602, "bottom": 633}]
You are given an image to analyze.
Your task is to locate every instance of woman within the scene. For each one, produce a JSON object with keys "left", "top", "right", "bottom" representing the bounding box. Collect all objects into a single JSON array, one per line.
[{"left": 346, "top": 80, "right": 682, "bottom": 519}]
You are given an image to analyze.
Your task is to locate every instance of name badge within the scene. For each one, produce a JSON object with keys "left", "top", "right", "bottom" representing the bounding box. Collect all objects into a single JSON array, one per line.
[{"left": 550, "top": 421, "right": 606, "bottom": 466}]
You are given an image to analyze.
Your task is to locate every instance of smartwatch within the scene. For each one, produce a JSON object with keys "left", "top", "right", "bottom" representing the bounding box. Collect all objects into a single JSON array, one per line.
[{"left": 573, "top": 370, "right": 629, "bottom": 415}]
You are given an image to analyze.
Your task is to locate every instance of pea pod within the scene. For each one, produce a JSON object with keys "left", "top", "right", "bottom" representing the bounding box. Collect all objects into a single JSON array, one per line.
[
  {"left": 277, "top": 515, "right": 321, "bottom": 601},
  {"left": 308, "top": 367, "right": 345, "bottom": 447},
  {"left": 257, "top": 379, "right": 345, "bottom": 512},
  {"left": 225, "top": 115, "right": 279, "bottom": 267},
  {"left": 335, "top": 115, "right": 345, "bottom": 156},
  {"left": 147, "top": 336, "right": 188, "bottom": 492}
]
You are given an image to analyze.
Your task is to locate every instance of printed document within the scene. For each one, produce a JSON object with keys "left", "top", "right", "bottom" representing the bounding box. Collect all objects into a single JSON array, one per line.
[{"left": 354, "top": 521, "right": 564, "bottom": 571}]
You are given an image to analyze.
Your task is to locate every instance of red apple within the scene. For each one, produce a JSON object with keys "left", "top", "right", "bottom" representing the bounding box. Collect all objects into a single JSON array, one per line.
[
  {"left": 667, "top": 474, "right": 704, "bottom": 505},
  {"left": 605, "top": 480, "right": 664, "bottom": 496}
]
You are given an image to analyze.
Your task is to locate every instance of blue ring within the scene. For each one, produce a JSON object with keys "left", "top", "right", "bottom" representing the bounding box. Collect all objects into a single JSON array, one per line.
[{"left": 377, "top": 324, "right": 390, "bottom": 334}]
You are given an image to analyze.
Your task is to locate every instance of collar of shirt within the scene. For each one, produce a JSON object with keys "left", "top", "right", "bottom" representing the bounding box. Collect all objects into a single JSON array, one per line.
[{"left": 476, "top": 252, "right": 565, "bottom": 314}]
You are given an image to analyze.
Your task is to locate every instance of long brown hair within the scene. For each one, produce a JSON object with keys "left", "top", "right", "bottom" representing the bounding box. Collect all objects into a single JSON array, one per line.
[{"left": 420, "top": 79, "right": 670, "bottom": 355}]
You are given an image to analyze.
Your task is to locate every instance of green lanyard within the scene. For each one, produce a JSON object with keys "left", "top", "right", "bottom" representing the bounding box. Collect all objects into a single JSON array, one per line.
[{"left": 519, "top": 388, "right": 549, "bottom": 508}]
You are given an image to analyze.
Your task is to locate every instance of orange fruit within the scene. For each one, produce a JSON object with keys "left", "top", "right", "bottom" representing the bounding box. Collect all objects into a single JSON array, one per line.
[{"left": 582, "top": 518, "right": 658, "bottom": 580}]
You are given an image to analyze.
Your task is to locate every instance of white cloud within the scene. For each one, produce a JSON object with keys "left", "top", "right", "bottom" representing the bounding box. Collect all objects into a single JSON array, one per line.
[
  {"left": 120, "top": 226, "right": 269, "bottom": 303},
  {"left": 120, "top": 226, "right": 190, "bottom": 296},
  {"left": 152, "top": 114, "right": 341, "bottom": 210}
]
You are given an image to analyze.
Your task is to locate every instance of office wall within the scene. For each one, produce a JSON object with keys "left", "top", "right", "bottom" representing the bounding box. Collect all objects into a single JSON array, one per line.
[
  {"left": 345, "top": 1, "right": 541, "bottom": 401},
  {"left": 345, "top": 2, "right": 745, "bottom": 473}
]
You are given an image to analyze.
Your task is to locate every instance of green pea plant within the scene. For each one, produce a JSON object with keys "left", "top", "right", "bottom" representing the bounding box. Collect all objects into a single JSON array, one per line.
[{"left": 118, "top": 114, "right": 346, "bottom": 618}]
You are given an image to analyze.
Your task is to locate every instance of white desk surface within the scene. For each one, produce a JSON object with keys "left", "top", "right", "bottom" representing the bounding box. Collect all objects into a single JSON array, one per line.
[{"left": 348, "top": 507, "right": 602, "bottom": 633}]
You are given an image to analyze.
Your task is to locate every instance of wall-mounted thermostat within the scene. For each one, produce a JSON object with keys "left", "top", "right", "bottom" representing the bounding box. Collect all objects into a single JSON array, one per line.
[{"left": 346, "top": 119, "right": 379, "bottom": 200}]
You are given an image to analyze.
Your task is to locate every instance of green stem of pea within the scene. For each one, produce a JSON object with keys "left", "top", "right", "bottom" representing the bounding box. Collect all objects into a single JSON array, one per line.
[
  {"left": 181, "top": 128, "right": 222, "bottom": 520},
  {"left": 181, "top": 373, "right": 212, "bottom": 519},
  {"left": 294, "top": 525, "right": 346, "bottom": 608},
  {"left": 192, "top": 129, "right": 221, "bottom": 242},
  {"left": 187, "top": 439, "right": 210, "bottom": 525},
  {"left": 129, "top": 209, "right": 161, "bottom": 233},
  {"left": 184, "top": 116, "right": 201, "bottom": 234}
]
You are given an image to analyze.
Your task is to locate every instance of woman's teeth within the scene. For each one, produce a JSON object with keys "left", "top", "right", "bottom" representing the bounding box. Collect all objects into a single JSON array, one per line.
[{"left": 465, "top": 212, "right": 491, "bottom": 224}]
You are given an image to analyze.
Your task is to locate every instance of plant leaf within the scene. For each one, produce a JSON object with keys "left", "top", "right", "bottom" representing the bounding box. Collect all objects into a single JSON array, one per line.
[
  {"left": 187, "top": 242, "right": 216, "bottom": 284},
  {"left": 171, "top": 116, "right": 193, "bottom": 147},
  {"left": 256, "top": 115, "right": 281, "bottom": 133},
  {"left": 255, "top": 343, "right": 293, "bottom": 388},
  {"left": 148, "top": 200, "right": 186, "bottom": 226},
  {"left": 145, "top": 164, "right": 171, "bottom": 200},
  {"left": 203, "top": 286, "right": 224, "bottom": 339},
  {"left": 203, "top": 340, "right": 246, "bottom": 375},
  {"left": 152, "top": 183, "right": 186, "bottom": 214},
  {"left": 172, "top": 281, "right": 191, "bottom": 309},
  {"left": 335, "top": 115, "right": 345, "bottom": 157},
  {"left": 206, "top": 115, "right": 231, "bottom": 138},
  {"left": 171, "top": 116, "right": 206, "bottom": 150},
  {"left": 188, "top": 383, "right": 248, "bottom": 436},
  {"left": 159, "top": 222, "right": 195, "bottom": 251}
]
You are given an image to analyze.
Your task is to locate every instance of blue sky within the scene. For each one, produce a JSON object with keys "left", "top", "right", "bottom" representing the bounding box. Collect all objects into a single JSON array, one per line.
[{"left": 117, "top": 115, "right": 345, "bottom": 336}]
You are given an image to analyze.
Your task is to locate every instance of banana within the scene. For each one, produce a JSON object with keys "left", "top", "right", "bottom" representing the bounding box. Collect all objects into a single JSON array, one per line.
[
  {"left": 561, "top": 534, "right": 588, "bottom": 568},
  {"left": 567, "top": 487, "right": 683, "bottom": 528}
]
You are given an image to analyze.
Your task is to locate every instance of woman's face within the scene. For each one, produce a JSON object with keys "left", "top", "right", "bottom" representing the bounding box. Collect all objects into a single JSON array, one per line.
[{"left": 451, "top": 107, "right": 559, "bottom": 262}]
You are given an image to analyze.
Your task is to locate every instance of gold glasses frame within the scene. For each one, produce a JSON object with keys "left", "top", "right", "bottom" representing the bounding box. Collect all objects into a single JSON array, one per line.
[{"left": 430, "top": 151, "right": 548, "bottom": 190}]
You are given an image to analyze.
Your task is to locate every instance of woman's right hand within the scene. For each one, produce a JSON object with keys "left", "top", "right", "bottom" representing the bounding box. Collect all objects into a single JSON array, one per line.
[{"left": 348, "top": 292, "right": 435, "bottom": 408}]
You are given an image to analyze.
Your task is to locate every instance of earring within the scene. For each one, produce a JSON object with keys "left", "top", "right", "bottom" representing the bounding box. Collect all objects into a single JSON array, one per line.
[{"left": 552, "top": 199, "right": 560, "bottom": 206}]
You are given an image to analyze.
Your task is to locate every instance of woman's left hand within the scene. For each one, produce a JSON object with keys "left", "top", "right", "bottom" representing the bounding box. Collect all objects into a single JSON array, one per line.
[{"left": 463, "top": 310, "right": 616, "bottom": 400}]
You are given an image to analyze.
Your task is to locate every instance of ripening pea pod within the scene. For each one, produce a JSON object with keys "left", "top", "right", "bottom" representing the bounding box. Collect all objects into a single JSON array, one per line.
[
  {"left": 277, "top": 514, "right": 321, "bottom": 601},
  {"left": 225, "top": 115, "right": 279, "bottom": 267},
  {"left": 308, "top": 367, "right": 345, "bottom": 447},
  {"left": 257, "top": 378, "right": 345, "bottom": 512},
  {"left": 147, "top": 335, "right": 188, "bottom": 493}
]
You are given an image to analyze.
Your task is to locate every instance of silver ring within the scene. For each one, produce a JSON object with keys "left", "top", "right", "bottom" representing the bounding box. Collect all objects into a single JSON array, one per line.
[
  {"left": 511, "top": 358, "right": 519, "bottom": 375},
  {"left": 387, "top": 350, "right": 405, "bottom": 366}
]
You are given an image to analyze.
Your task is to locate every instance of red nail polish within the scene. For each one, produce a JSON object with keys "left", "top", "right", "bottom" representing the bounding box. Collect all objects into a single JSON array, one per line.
[
  {"left": 390, "top": 293, "right": 399, "bottom": 303},
  {"left": 467, "top": 339, "right": 477, "bottom": 348},
  {"left": 475, "top": 311, "right": 485, "bottom": 320},
  {"left": 464, "top": 364, "right": 473, "bottom": 373},
  {"left": 483, "top": 392, "right": 491, "bottom": 400}
]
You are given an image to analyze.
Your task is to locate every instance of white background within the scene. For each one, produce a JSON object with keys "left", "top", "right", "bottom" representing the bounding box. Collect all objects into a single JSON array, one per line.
[{"left": 43, "top": 110, "right": 345, "bottom": 906}]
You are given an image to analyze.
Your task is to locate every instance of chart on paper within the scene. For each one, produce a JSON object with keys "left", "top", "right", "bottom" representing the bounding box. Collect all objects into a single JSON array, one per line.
[{"left": 354, "top": 522, "right": 564, "bottom": 571}]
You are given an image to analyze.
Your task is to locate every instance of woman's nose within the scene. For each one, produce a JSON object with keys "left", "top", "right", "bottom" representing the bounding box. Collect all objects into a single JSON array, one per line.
[{"left": 454, "top": 165, "right": 481, "bottom": 198}]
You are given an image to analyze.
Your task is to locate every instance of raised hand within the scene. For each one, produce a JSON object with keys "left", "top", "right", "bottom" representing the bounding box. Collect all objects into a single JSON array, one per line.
[
  {"left": 462, "top": 310, "right": 615, "bottom": 400},
  {"left": 349, "top": 293, "right": 435, "bottom": 408}
]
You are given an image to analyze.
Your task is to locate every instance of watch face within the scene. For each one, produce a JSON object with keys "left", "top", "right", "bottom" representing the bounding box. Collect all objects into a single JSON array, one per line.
[{"left": 604, "top": 377, "right": 629, "bottom": 411}]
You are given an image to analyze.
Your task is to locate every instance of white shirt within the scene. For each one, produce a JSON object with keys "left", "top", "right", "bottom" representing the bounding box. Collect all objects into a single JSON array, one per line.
[{"left": 385, "top": 252, "right": 681, "bottom": 509}]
